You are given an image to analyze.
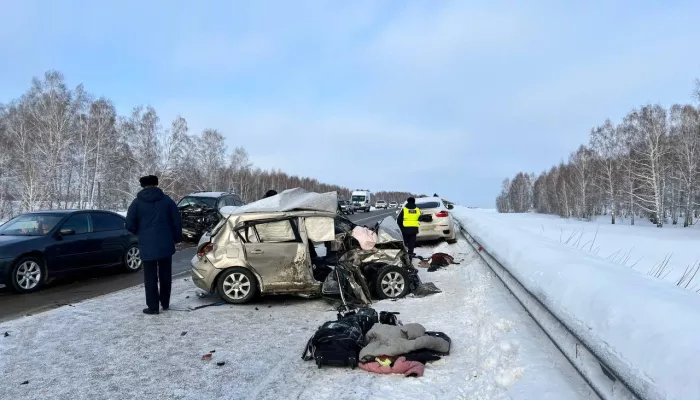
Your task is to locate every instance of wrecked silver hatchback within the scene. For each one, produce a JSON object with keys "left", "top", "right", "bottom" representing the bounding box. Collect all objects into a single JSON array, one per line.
[{"left": 190, "top": 188, "right": 433, "bottom": 306}]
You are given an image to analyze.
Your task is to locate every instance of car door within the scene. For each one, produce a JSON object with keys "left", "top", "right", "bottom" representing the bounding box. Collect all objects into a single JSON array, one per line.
[
  {"left": 45, "top": 213, "right": 95, "bottom": 272},
  {"left": 241, "top": 218, "right": 315, "bottom": 292},
  {"left": 90, "top": 212, "right": 130, "bottom": 266}
]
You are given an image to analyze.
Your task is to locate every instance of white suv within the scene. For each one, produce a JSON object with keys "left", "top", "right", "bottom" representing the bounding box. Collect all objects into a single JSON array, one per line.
[{"left": 375, "top": 200, "right": 387, "bottom": 209}]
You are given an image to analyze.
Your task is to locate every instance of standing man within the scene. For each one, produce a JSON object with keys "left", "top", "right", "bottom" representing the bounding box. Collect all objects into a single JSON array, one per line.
[
  {"left": 126, "top": 175, "right": 182, "bottom": 315},
  {"left": 397, "top": 197, "right": 421, "bottom": 258}
]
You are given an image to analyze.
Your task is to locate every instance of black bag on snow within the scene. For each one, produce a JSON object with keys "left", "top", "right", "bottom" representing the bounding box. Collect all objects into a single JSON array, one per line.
[
  {"left": 337, "top": 307, "right": 378, "bottom": 334},
  {"left": 302, "top": 307, "right": 378, "bottom": 369}
]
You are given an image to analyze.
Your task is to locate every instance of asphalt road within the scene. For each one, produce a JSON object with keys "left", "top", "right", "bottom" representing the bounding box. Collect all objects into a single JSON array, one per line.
[{"left": 0, "top": 208, "right": 398, "bottom": 322}]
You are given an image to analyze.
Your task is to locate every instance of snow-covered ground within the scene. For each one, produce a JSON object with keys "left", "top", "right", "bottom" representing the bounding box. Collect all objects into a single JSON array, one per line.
[
  {"left": 0, "top": 238, "right": 595, "bottom": 400},
  {"left": 453, "top": 208, "right": 700, "bottom": 399},
  {"left": 478, "top": 212, "right": 700, "bottom": 288}
]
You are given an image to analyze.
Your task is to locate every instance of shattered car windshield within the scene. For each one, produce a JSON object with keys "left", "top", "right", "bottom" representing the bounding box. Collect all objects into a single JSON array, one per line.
[{"left": 178, "top": 196, "right": 217, "bottom": 209}]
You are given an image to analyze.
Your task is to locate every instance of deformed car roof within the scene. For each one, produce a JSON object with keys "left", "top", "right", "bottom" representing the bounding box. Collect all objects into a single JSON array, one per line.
[{"left": 230, "top": 188, "right": 338, "bottom": 214}]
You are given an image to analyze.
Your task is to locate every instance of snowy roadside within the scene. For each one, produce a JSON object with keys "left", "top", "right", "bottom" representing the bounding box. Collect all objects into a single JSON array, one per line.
[
  {"left": 0, "top": 238, "right": 594, "bottom": 400},
  {"left": 482, "top": 212, "right": 700, "bottom": 286},
  {"left": 454, "top": 207, "right": 700, "bottom": 399}
]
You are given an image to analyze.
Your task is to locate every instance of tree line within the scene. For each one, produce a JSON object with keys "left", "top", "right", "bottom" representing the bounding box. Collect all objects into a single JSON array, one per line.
[
  {"left": 0, "top": 71, "right": 416, "bottom": 220},
  {"left": 496, "top": 80, "right": 700, "bottom": 227}
]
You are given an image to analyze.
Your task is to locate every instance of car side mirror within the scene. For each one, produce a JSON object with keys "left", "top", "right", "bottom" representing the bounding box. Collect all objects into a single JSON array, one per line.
[
  {"left": 59, "top": 228, "right": 75, "bottom": 236},
  {"left": 447, "top": 204, "right": 454, "bottom": 210}
]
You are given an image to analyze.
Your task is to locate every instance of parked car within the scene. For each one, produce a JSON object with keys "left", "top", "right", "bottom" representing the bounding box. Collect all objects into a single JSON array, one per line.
[
  {"left": 389, "top": 201, "right": 398, "bottom": 209},
  {"left": 375, "top": 200, "right": 387, "bottom": 209},
  {"left": 394, "top": 197, "right": 457, "bottom": 243},
  {"left": 177, "top": 191, "right": 246, "bottom": 241},
  {"left": 337, "top": 200, "right": 355, "bottom": 215},
  {"left": 190, "top": 188, "right": 424, "bottom": 305},
  {"left": 0, "top": 210, "right": 141, "bottom": 293}
]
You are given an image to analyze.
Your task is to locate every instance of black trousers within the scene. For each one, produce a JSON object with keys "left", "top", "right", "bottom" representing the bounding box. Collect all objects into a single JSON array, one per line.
[
  {"left": 401, "top": 227, "right": 418, "bottom": 256},
  {"left": 143, "top": 257, "right": 172, "bottom": 310}
]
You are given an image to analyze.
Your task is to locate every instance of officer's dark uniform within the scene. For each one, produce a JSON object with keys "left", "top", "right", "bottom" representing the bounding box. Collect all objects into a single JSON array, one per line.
[{"left": 397, "top": 197, "right": 421, "bottom": 256}]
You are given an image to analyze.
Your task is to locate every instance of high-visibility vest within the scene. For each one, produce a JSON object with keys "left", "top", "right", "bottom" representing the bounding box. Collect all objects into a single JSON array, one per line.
[{"left": 402, "top": 207, "right": 420, "bottom": 227}]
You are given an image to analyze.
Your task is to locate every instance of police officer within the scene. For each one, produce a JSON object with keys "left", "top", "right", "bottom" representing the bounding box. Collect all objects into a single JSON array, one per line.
[{"left": 397, "top": 197, "right": 420, "bottom": 257}]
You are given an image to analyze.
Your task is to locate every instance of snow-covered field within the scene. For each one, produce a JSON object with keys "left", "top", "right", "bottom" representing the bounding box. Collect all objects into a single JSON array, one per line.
[
  {"left": 453, "top": 208, "right": 700, "bottom": 399},
  {"left": 478, "top": 212, "right": 700, "bottom": 288},
  {"left": 0, "top": 238, "right": 595, "bottom": 400}
]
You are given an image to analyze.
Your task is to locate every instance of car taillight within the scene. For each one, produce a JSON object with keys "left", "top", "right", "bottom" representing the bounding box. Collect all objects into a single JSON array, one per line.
[
  {"left": 197, "top": 243, "right": 213, "bottom": 257},
  {"left": 435, "top": 211, "right": 449, "bottom": 218}
]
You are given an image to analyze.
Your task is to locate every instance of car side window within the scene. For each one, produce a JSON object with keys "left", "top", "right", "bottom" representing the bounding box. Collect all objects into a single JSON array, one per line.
[
  {"left": 232, "top": 195, "right": 244, "bottom": 206},
  {"left": 61, "top": 214, "right": 91, "bottom": 234},
  {"left": 253, "top": 220, "right": 297, "bottom": 243},
  {"left": 91, "top": 213, "right": 125, "bottom": 232},
  {"left": 235, "top": 225, "right": 260, "bottom": 243}
]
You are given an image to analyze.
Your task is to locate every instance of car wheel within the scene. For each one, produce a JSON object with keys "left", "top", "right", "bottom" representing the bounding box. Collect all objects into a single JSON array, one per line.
[
  {"left": 374, "top": 265, "right": 410, "bottom": 300},
  {"left": 9, "top": 256, "right": 46, "bottom": 293},
  {"left": 124, "top": 245, "right": 142, "bottom": 272},
  {"left": 217, "top": 267, "right": 259, "bottom": 304}
]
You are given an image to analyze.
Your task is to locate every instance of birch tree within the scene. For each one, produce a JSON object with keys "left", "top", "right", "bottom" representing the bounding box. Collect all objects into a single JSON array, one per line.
[
  {"left": 622, "top": 105, "right": 669, "bottom": 227},
  {"left": 669, "top": 104, "right": 700, "bottom": 226},
  {"left": 590, "top": 119, "right": 625, "bottom": 223}
]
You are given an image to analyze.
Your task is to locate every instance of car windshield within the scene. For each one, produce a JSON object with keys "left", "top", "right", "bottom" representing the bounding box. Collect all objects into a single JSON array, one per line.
[
  {"left": 339, "top": 200, "right": 348, "bottom": 205},
  {"left": 351, "top": 195, "right": 365, "bottom": 202},
  {"left": 0, "top": 214, "right": 63, "bottom": 236},
  {"left": 178, "top": 196, "right": 217, "bottom": 209},
  {"left": 416, "top": 201, "right": 441, "bottom": 209},
  {"left": 377, "top": 201, "right": 385, "bottom": 203}
]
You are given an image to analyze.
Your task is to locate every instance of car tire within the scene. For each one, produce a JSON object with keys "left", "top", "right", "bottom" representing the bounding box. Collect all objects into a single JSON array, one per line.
[
  {"left": 217, "top": 267, "right": 259, "bottom": 304},
  {"left": 124, "top": 245, "right": 142, "bottom": 272},
  {"left": 373, "top": 265, "right": 410, "bottom": 300},
  {"left": 9, "top": 255, "right": 46, "bottom": 293}
]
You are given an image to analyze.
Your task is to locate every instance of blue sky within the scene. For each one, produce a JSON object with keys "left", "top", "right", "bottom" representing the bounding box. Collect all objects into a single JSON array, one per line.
[{"left": 1, "top": 0, "right": 699, "bottom": 207}]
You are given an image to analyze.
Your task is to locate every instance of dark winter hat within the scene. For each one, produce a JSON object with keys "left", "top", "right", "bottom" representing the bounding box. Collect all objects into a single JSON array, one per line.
[
  {"left": 264, "top": 189, "right": 278, "bottom": 198},
  {"left": 407, "top": 197, "right": 416, "bottom": 205},
  {"left": 139, "top": 175, "right": 159, "bottom": 188}
]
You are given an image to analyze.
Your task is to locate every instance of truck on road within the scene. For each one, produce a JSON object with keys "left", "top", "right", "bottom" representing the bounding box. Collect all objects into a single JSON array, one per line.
[{"left": 351, "top": 189, "right": 372, "bottom": 212}]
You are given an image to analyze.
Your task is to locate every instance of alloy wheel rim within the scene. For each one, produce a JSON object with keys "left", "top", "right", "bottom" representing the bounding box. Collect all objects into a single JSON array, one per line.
[
  {"left": 223, "top": 273, "right": 251, "bottom": 299},
  {"left": 127, "top": 247, "right": 142, "bottom": 270},
  {"left": 16, "top": 261, "right": 41, "bottom": 290},
  {"left": 381, "top": 272, "right": 405, "bottom": 297}
]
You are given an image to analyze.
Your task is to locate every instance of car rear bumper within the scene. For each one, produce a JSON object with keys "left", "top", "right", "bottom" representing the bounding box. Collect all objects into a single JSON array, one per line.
[
  {"left": 417, "top": 224, "right": 454, "bottom": 241},
  {"left": 190, "top": 255, "right": 217, "bottom": 293}
]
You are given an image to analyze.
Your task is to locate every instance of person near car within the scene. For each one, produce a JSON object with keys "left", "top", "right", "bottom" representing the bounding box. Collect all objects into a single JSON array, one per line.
[
  {"left": 397, "top": 197, "right": 421, "bottom": 258},
  {"left": 125, "top": 175, "right": 183, "bottom": 315},
  {"left": 263, "top": 189, "right": 277, "bottom": 198}
]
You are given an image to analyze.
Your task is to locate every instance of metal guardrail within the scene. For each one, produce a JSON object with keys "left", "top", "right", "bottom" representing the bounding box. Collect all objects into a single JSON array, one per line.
[{"left": 459, "top": 225, "right": 642, "bottom": 400}]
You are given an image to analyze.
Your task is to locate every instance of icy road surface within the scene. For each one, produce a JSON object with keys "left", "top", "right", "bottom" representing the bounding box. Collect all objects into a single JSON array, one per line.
[{"left": 0, "top": 238, "right": 596, "bottom": 400}]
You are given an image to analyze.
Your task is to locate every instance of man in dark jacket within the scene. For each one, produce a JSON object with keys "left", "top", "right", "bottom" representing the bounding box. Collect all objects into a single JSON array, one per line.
[
  {"left": 126, "top": 175, "right": 183, "bottom": 315},
  {"left": 397, "top": 197, "right": 421, "bottom": 258}
]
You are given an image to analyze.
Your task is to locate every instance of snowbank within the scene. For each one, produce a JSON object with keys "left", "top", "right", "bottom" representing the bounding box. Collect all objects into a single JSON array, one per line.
[
  {"left": 486, "top": 213, "right": 700, "bottom": 286},
  {"left": 453, "top": 207, "right": 700, "bottom": 400}
]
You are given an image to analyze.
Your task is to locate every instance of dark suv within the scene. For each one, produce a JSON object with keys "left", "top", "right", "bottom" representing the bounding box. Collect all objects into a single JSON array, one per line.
[{"left": 177, "top": 192, "right": 245, "bottom": 241}]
